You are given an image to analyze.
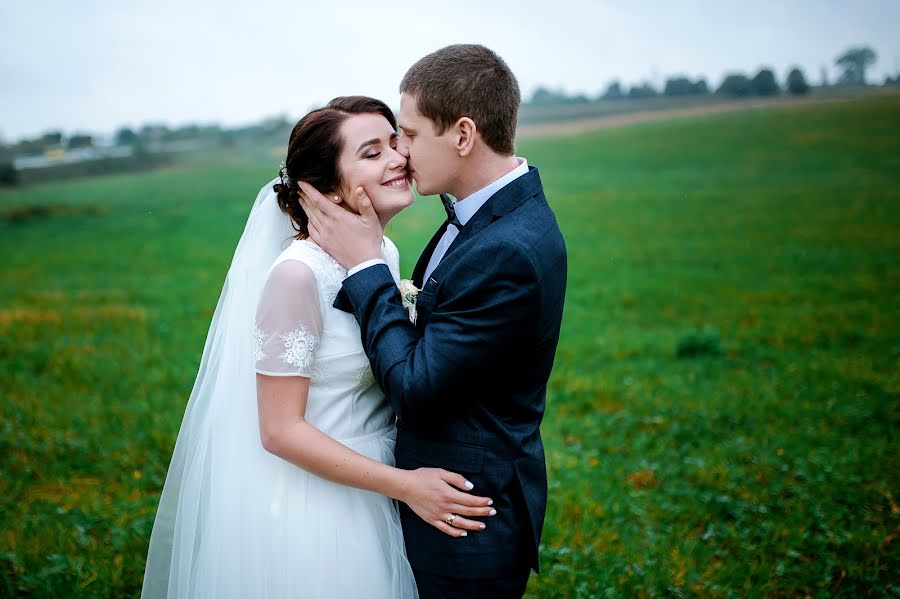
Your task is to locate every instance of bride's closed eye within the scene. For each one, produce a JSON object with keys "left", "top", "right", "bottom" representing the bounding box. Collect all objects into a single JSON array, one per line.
[{"left": 364, "top": 143, "right": 398, "bottom": 160}]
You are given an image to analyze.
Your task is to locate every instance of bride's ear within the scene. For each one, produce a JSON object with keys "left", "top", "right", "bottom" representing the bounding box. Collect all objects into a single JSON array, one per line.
[
  {"left": 334, "top": 185, "right": 361, "bottom": 215},
  {"left": 454, "top": 117, "right": 476, "bottom": 157}
]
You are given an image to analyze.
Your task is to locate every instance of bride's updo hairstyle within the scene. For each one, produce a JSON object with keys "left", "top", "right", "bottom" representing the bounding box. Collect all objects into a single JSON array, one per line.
[{"left": 274, "top": 96, "right": 398, "bottom": 238}]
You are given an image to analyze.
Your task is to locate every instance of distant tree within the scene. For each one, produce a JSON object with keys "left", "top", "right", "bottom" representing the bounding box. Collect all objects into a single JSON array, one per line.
[
  {"left": 835, "top": 46, "right": 877, "bottom": 86},
  {"left": 717, "top": 73, "right": 753, "bottom": 97},
  {"left": 664, "top": 77, "right": 696, "bottom": 96},
  {"left": 571, "top": 93, "right": 590, "bottom": 104},
  {"left": 262, "top": 115, "right": 290, "bottom": 133},
  {"left": 140, "top": 124, "right": 169, "bottom": 141},
  {"left": 786, "top": 67, "right": 811, "bottom": 95},
  {"left": 15, "top": 138, "right": 40, "bottom": 156},
  {"left": 0, "top": 161, "right": 17, "bottom": 186},
  {"left": 220, "top": 130, "right": 237, "bottom": 147},
  {"left": 628, "top": 82, "right": 658, "bottom": 99},
  {"left": 527, "top": 86, "right": 588, "bottom": 106},
  {"left": 116, "top": 127, "right": 139, "bottom": 146},
  {"left": 67, "top": 134, "right": 93, "bottom": 149},
  {"left": 602, "top": 81, "right": 624, "bottom": 100},
  {"left": 529, "top": 86, "right": 561, "bottom": 105},
  {"left": 166, "top": 124, "right": 201, "bottom": 142},
  {"left": 14, "top": 132, "right": 63, "bottom": 156},
  {"left": 751, "top": 68, "right": 779, "bottom": 96},
  {"left": 662, "top": 76, "right": 708, "bottom": 96},
  {"left": 40, "top": 131, "right": 63, "bottom": 147},
  {"left": 886, "top": 75, "right": 900, "bottom": 87}
]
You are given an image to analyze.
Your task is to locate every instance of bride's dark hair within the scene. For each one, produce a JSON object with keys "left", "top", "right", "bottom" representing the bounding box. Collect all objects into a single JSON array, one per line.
[{"left": 274, "top": 96, "right": 397, "bottom": 239}]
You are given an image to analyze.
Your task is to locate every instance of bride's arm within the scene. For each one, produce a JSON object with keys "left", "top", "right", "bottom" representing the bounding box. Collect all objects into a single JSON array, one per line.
[{"left": 256, "top": 374, "right": 495, "bottom": 537}]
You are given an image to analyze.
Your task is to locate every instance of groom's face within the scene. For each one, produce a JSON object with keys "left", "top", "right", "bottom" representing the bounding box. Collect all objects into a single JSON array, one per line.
[{"left": 397, "top": 93, "right": 457, "bottom": 197}]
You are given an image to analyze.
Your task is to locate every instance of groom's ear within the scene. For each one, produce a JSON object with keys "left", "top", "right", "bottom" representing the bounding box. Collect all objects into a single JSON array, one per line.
[{"left": 454, "top": 117, "right": 477, "bottom": 157}]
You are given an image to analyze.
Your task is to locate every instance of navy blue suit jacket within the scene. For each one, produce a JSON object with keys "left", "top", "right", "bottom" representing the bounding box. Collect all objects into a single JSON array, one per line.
[{"left": 334, "top": 166, "right": 567, "bottom": 578}]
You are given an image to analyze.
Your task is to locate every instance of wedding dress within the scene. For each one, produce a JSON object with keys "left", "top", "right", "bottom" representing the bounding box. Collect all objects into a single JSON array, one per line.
[{"left": 142, "top": 179, "right": 417, "bottom": 598}]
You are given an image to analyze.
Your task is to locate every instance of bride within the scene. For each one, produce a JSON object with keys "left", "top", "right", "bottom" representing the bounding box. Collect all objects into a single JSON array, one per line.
[{"left": 141, "top": 96, "right": 495, "bottom": 598}]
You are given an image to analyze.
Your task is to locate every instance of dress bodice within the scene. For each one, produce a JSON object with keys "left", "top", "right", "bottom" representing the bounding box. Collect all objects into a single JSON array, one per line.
[{"left": 254, "top": 237, "right": 401, "bottom": 441}]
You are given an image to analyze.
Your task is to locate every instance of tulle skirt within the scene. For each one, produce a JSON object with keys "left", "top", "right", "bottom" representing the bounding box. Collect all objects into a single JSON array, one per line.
[
  {"left": 146, "top": 425, "right": 417, "bottom": 599},
  {"left": 141, "top": 182, "right": 416, "bottom": 598}
]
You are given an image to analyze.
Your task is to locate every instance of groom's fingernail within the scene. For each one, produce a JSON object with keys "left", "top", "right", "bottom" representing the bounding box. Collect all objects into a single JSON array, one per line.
[{"left": 464, "top": 481, "right": 474, "bottom": 489}]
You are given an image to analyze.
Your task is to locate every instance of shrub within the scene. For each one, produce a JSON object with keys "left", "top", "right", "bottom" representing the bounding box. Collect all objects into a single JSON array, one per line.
[{"left": 676, "top": 330, "right": 724, "bottom": 358}]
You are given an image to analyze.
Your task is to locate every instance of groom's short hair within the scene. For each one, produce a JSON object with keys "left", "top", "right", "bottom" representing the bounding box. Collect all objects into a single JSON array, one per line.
[{"left": 400, "top": 44, "right": 520, "bottom": 156}]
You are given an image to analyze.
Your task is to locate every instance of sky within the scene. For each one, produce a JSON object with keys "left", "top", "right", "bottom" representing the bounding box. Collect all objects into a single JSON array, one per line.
[{"left": 2, "top": 0, "right": 898, "bottom": 141}]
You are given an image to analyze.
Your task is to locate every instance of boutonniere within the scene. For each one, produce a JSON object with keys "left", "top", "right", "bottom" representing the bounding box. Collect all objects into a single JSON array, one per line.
[{"left": 399, "top": 279, "right": 420, "bottom": 324}]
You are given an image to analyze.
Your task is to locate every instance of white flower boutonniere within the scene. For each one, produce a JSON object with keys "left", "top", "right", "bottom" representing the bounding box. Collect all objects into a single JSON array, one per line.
[{"left": 399, "top": 279, "right": 420, "bottom": 324}]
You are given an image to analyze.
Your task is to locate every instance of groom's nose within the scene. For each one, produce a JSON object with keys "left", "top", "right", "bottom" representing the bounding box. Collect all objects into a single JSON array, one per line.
[{"left": 396, "top": 136, "right": 411, "bottom": 158}]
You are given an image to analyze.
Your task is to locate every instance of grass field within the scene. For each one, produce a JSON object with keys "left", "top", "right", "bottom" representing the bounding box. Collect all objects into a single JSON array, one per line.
[{"left": 2, "top": 96, "right": 899, "bottom": 597}]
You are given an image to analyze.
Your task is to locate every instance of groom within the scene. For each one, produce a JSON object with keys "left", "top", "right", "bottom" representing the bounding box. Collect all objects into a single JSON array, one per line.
[{"left": 299, "top": 44, "right": 566, "bottom": 598}]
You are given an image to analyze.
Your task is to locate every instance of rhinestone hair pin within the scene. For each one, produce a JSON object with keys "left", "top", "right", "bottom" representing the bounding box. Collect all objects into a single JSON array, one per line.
[{"left": 279, "top": 161, "right": 291, "bottom": 187}]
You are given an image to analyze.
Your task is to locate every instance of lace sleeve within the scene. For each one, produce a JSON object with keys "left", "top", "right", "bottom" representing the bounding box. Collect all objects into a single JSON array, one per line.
[{"left": 254, "top": 259, "right": 323, "bottom": 377}]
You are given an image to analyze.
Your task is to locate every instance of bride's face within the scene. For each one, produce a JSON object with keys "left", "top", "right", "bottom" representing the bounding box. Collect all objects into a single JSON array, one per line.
[{"left": 336, "top": 113, "right": 414, "bottom": 224}]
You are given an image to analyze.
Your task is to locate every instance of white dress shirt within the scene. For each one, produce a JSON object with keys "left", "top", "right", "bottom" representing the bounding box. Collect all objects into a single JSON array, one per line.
[
  {"left": 421, "top": 157, "right": 528, "bottom": 283},
  {"left": 348, "top": 157, "right": 529, "bottom": 283}
]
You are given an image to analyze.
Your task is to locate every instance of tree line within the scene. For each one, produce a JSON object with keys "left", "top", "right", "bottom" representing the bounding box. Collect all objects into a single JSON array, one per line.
[
  {"left": 526, "top": 45, "right": 891, "bottom": 106},
  {"left": 1, "top": 45, "right": 895, "bottom": 187}
]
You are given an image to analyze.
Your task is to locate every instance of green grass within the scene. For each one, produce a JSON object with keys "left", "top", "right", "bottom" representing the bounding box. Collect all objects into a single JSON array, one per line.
[{"left": 2, "top": 96, "right": 899, "bottom": 597}]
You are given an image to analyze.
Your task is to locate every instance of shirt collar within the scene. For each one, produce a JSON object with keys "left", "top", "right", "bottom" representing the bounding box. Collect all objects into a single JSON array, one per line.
[{"left": 452, "top": 157, "right": 528, "bottom": 226}]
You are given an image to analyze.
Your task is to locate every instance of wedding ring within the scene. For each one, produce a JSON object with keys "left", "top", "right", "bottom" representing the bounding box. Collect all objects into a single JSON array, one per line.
[{"left": 445, "top": 514, "right": 456, "bottom": 525}]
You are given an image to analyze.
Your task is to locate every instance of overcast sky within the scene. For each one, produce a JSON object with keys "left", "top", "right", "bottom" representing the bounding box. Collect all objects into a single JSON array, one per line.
[{"left": 2, "top": 0, "right": 898, "bottom": 140}]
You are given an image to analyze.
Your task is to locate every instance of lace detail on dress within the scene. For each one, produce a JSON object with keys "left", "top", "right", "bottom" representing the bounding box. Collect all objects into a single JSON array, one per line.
[
  {"left": 353, "top": 363, "right": 377, "bottom": 394},
  {"left": 311, "top": 361, "right": 335, "bottom": 385},
  {"left": 253, "top": 326, "right": 268, "bottom": 361},
  {"left": 279, "top": 322, "right": 319, "bottom": 372},
  {"left": 254, "top": 258, "right": 323, "bottom": 377}
]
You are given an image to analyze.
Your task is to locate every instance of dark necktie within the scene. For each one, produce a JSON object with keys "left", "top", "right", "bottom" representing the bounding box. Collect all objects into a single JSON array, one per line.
[{"left": 440, "top": 193, "right": 462, "bottom": 228}]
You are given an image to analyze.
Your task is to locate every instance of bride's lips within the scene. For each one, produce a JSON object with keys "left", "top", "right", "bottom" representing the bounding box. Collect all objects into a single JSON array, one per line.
[{"left": 381, "top": 172, "right": 410, "bottom": 189}]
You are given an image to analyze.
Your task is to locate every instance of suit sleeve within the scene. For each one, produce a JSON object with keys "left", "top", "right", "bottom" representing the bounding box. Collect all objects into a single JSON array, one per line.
[{"left": 339, "top": 242, "right": 539, "bottom": 423}]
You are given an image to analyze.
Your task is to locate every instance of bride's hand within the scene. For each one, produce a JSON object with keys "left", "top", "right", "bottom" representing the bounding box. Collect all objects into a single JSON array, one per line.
[
  {"left": 398, "top": 468, "right": 497, "bottom": 538},
  {"left": 298, "top": 183, "right": 382, "bottom": 270}
]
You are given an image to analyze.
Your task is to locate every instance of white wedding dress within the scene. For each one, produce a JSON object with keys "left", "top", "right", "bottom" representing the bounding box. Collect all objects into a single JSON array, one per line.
[
  {"left": 141, "top": 180, "right": 417, "bottom": 599},
  {"left": 248, "top": 237, "right": 416, "bottom": 598}
]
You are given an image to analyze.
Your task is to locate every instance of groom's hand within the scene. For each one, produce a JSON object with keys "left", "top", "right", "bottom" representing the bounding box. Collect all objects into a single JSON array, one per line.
[{"left": 298, "top": 182, "right": 383, "bottom": 271}]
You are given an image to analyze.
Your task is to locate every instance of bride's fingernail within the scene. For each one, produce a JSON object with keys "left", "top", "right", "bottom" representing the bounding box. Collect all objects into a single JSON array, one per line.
[
  {"left": 464, "top": 481, "right": 474, "bottom": 489},
  {"left": 460, "top": 531, "right": 468, "bottom": 537},
  {"left": 489, "top": 508, "right": 497, "bottom": 516},
  {"left": 480, "top": 523, "right": 486, "bottom": 530},
  {"left": 487, "top": 499, "right": 493, "bottom": 506}
]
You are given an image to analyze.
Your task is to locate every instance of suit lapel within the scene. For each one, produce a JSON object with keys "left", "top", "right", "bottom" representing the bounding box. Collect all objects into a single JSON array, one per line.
[
  {"left": 417, "top": 167, "right": 545, "bottom": 288},
  {"left": 442, "top": 204, "right": 493, "bottom": 260},
  {"left": 441, "top": 166, "right": 543, "bottom": 262},
  {"left": 412, "top": 221, "right": 449, "bottom": 288}
]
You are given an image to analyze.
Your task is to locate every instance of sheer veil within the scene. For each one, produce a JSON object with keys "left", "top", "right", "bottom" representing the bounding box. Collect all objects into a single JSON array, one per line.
[{"left": 141, "top": 178, "right": 298, "bottom": 597}]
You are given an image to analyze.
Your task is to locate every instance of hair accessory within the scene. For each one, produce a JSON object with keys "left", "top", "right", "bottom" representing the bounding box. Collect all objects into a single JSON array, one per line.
[{"left": 278, "top": 161, "right": 292, "bottom": 187}]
